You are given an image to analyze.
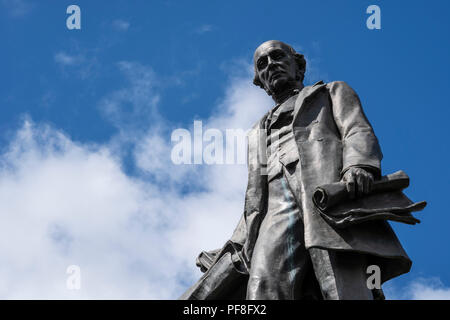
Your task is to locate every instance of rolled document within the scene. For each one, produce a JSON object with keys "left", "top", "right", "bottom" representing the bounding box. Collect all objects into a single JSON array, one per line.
[
  {"left": 312, "top": 170, "right": 426, "bottom": 228},
  {"left": 314, "top": 170, "right": 410, "bottom": 211}
]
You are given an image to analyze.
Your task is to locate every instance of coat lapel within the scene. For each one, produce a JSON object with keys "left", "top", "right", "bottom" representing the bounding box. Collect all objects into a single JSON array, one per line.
[{"left": 292, "top": 80, "right": 326, "bottom": 123}]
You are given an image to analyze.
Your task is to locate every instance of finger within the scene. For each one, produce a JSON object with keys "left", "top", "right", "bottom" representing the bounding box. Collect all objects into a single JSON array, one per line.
[
  {"left": 346, "top": 173, "right": 356, "bottom": 199},
  {"left": 356, "top": 174, "right": 364, "bottom": 197},
  {"left": 362, "top": 174, "right": 370, "bottom": 194},
  {"left": 363, "top": 172, "right": 374, "bottom": 194},
  {"left": 367, "top": 175, "right": 373, "bottom": 194}
]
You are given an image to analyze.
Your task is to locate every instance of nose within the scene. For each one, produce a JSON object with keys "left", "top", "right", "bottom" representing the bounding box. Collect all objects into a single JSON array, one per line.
[{"left": 266, "top": 56, "right": 280, "bottom": 73}]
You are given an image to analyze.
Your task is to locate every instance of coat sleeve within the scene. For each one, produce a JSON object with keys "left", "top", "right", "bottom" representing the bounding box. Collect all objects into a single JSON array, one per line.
[
  {"left": 229, "top": 211, "right": 247, "bottom": 245},
  {"left": 327, "top": 81, "right": 383, "bottom": 178}
]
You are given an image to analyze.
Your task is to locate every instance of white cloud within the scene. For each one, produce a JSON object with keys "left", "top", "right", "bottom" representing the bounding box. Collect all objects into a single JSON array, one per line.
[
  {"left": 54, "top": 50, "right": 99, "bottom": 80},
  {"left": 99, "top": 61, "right": 160, "bottom": 130},
  {"left": 409, "top": 280, "right": 450, "bottom": 300},
  {"left": 385, "top": 277, "right": 450, "bottom": 300},
  {"left": 194, "top": 24, "right": 213, "bottom": 34},
  {"left": 112, "top": 19, "right": 130, "bottom": 31},
  {"left": 54, "top": 52, "right": 81, "bottom": 66},
  {"left": 0, "top": 61, "right": 271, "bottom": 299},
  {"left": 0, "top": 118, "right": 207, "bottom": 299}
]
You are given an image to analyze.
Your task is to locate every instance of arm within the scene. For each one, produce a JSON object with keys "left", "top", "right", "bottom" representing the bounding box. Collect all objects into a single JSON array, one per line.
[
  {"left": 196, "top": 123, "right": 265, "bottom": 272},
  {"left": 328, "top": 81, "right": 383, "bottom": 198}
]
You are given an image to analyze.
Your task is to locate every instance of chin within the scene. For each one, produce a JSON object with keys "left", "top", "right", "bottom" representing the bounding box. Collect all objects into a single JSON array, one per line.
[{"left": 269, "top": 78, "right": 288, "bottom": 92}]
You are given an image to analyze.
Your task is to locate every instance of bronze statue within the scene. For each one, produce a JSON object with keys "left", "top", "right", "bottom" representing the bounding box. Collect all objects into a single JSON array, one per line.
[{"left": 181, "top": 40, "right": 425, "bottom": 300}]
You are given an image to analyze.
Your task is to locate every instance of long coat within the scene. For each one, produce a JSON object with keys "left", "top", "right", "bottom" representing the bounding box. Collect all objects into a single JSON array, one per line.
[
  {"left": 181, "top": 81, "right": 414, "bottom": 300},
  {"left": 229, "top": 80, "right": 411, "bottom": 284}
]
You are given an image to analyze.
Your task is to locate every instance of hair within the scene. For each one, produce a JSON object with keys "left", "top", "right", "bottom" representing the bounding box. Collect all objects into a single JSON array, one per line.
[{"left": 252, "top": 41, "right": 307, "bottom": 90}]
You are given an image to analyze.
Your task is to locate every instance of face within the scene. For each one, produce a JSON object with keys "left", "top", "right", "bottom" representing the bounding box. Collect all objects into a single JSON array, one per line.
[{"left": 254, "top": 41, "right": 299, "bottom": 94}]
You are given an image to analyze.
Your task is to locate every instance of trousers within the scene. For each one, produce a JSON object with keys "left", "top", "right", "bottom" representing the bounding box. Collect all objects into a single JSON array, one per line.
[{"left": 246, "top": 174, "right": 374, "bottom": 300}]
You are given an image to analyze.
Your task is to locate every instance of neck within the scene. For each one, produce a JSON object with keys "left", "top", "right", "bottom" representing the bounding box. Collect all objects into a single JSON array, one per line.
[{"left": 271, "top": 82, "right": 304, "bottom": 105}]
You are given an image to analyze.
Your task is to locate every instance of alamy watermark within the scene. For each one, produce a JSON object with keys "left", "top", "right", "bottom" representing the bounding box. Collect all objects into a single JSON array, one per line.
[
  {"left": 66, "top": 5, "right": 81, "bottom": 30},
  {"left": 66, "top": 265, "right": 81, "bottom": 290},
  {"left": 171, "top": 121, "right": 249, "bottom": 165},
  {"left": 64, "top": 5, "right": 381, "bottom": 31},
  {"left": 367, "top": 264, "right": 381, "bottom": 290},
  {"left": 366, "top": 5, "right": 381, "bottom": 30}
]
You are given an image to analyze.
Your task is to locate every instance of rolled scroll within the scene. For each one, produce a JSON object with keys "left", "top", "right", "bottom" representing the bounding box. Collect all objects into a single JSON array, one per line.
[{"left": 313, "top": 170, "right": 426, "bottom": 228}]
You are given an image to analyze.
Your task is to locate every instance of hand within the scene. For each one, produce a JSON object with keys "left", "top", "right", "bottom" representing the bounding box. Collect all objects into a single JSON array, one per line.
[{"left": 342, "top": 167, "right": 374, "bottom": 199}]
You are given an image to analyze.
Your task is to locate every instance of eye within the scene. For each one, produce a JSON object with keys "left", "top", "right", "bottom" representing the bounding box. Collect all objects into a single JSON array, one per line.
[{"left": 257, "top": 57, "right": 267, "bottom": 70}]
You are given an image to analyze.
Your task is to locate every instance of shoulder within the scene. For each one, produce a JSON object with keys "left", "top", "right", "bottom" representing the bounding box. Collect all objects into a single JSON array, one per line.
[{"left": 325, "top": 81, "right": 358, "bottom": 95}]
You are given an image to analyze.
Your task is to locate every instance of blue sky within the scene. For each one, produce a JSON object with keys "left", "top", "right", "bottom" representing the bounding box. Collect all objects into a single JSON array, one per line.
[{"left": 0, "top": 0, "right": 449, "bottom": 299}]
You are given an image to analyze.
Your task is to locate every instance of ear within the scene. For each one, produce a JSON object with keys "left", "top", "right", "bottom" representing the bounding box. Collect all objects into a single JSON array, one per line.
[
  {"left": 295, "top": 53, "right": 306, "bottom": 71},
  {"left": 294, "top": 53, "right": 306, "bottom": 82}
]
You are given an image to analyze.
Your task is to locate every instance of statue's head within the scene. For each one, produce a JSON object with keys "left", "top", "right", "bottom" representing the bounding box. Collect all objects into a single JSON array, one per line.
[{"left": 253, "top": 40, "right": 306, "bottom": 97}]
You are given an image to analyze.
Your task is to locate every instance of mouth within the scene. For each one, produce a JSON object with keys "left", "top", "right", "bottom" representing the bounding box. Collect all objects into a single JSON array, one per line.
[{"left": 269, "top": 70, "right": 285, "bottom": 81}]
